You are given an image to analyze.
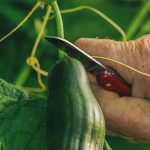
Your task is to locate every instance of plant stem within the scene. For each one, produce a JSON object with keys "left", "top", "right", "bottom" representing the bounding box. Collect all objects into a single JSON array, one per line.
[
  {"left": 14, "top": 65, "right": 31, "bottom": 86},
  {"left": 0, "top": 1, "right": 41, "bottom": 42},
  {"left": 31, "top": 5, "right": 52, "bottom": 56},
  {"left": 104, "top": 140, "right": 112, "bottom": 150},
  {"left": 51, "top": 1, "right": 66, "bottom": 58},
  {"left": 126, "top": 0, "right": 150, "bottom": 40},
  {"left": 50, "top": 6, "right": 126, "bottom": 41},
  {"left": 14, "top": 5, "right": 51, "bottom": 87},
  {"left": 51, "top": 2, "right": 64, "bottom": 38}
]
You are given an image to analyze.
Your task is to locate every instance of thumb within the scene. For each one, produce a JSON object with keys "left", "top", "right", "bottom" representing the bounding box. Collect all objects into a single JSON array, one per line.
[{"left": 75, "top": 38, "right": 140, "bottom": 84}]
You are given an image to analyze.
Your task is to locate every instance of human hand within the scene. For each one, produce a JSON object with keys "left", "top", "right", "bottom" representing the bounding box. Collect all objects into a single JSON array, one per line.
[{"left": 75, "top": 34, "right": 150, "bottom": 144}]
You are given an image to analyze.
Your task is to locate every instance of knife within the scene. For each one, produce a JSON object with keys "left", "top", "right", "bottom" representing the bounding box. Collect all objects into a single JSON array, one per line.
[{"left": 45, "top": 36, "right": 131, "bottom": 96}]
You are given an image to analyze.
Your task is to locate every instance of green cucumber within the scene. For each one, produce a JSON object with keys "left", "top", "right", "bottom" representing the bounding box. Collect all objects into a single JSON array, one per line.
[{"left": 47, "top": 57, "right": 105, "bottom": 150}]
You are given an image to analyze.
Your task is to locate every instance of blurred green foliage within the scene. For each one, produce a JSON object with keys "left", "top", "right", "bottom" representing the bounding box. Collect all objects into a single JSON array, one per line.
[{"left": 0, "top": 0, "right": 150, "bottom": 149}]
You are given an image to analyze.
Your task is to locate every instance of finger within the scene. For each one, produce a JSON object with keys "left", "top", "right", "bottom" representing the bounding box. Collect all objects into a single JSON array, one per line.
[
  {"left": 75, "top": 37, "right": 150, "bottom": 99},
  {"left": 75, "top": 38, "right": 134, "bottom": 83},
  {"left": 75, "top": 38, "right": 120, "bottom": 60},
  {"left": 75, "top": 37, "right": 150, "bottom": 83},
  {"left": 90, "top": 82, "right": 150, "bottom": 144},
  {"left": 132, "top": 35, "right": 150, "bottom": 98}
]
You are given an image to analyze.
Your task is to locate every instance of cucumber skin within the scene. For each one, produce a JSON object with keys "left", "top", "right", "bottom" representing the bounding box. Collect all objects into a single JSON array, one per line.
[{"left": 47, "top": 57, "right": 105, "bottom": 150}]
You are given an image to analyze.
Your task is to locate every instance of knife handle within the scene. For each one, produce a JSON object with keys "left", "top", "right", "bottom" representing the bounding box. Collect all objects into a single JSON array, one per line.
[{"left": 96, "top": 69, "right": 131, "bottom": 96}]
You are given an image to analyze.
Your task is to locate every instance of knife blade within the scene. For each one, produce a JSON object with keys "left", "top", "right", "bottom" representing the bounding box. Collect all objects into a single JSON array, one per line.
[
  {"left": 45, "top": 36, "right": 108, "bottom": 74},
  {"left": 45, "top": 36, "right": 131, "bottom": 96}
]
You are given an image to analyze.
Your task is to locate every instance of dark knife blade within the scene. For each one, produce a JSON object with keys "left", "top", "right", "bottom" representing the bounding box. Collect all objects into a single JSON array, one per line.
[
  {"left": 45, "top": 36, "right": 132, "bottom": 96},
  {"left": 45, "top": 36, "right": 107, "bottom": 74}
]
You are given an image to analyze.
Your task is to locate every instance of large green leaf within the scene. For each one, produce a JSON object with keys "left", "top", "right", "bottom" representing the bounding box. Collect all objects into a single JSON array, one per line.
[{"left": 0, "top": 79, "right": 47, "bottom": 150}]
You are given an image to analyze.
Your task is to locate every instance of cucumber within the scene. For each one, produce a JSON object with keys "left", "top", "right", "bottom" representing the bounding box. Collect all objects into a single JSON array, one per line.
[{"left": 47, "top": 57, "right": 105, "bottom": 150}]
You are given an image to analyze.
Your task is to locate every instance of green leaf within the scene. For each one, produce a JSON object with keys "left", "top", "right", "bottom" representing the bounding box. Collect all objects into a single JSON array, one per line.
[{"left": 0, "top": 79, "right": 47, "bottom": 150}]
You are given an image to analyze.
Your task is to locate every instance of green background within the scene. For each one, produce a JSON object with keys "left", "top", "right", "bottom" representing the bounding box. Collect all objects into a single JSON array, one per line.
[{"left": 0, "top": 0, "right": 150, "bottom": 149}]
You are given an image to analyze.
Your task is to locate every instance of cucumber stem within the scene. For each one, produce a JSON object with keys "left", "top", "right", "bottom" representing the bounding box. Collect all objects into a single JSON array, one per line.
[
  {"left": 51, "top": 1, "right": 66, "bottom": 59},
  {"left": 51, "top": 2, "right": 64, "bottom": 38},
  {"left": 126, "top": 0, "right": 150, "bottom": 40}
]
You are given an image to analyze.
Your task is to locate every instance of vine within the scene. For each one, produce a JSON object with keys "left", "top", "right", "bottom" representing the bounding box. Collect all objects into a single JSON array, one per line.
[
  {"left": 26, "top": 5, "right": 51, "bottom": 92},
  {"left": 1, "top": 1, "right": 150, "bottom": 149},
  {"left": 50, "top": 6, "right": 127, "bottom": 41},
  {"left": 51, "top": 1, "right": 67, "bottom": 59},
  {"left": 1, "top": 0, "right": 149, "bottom": 93},
  {"left": 126, "top": 0, "right": 150, "bottom": 40},
  {"left": 3, "top": 1, "right": 126, "bottom": 90},
  {"left": 0, "top": 1, "right": 42, "bottom": 42}
]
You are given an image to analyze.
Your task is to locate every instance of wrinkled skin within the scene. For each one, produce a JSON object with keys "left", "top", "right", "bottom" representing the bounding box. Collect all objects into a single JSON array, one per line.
[{"left": 75, "top": 34, "right": 150, "bottom": 144}]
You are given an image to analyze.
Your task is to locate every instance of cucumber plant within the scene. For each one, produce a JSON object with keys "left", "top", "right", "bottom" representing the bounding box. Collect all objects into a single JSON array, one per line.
[
  {"left": 1, "top": 0, "right": 150, "bottom": 150},
  {"left": 0, "top": 0, "right": 127, "bottom": 91}
]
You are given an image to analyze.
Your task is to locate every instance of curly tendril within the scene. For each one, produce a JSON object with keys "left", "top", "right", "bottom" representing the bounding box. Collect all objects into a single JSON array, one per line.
[
  {"left": 26, "top": 5, "right": 51, "bottom": 92},
  {"left": 26, "top": 56, "right": 46, "bottom": 92}
]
